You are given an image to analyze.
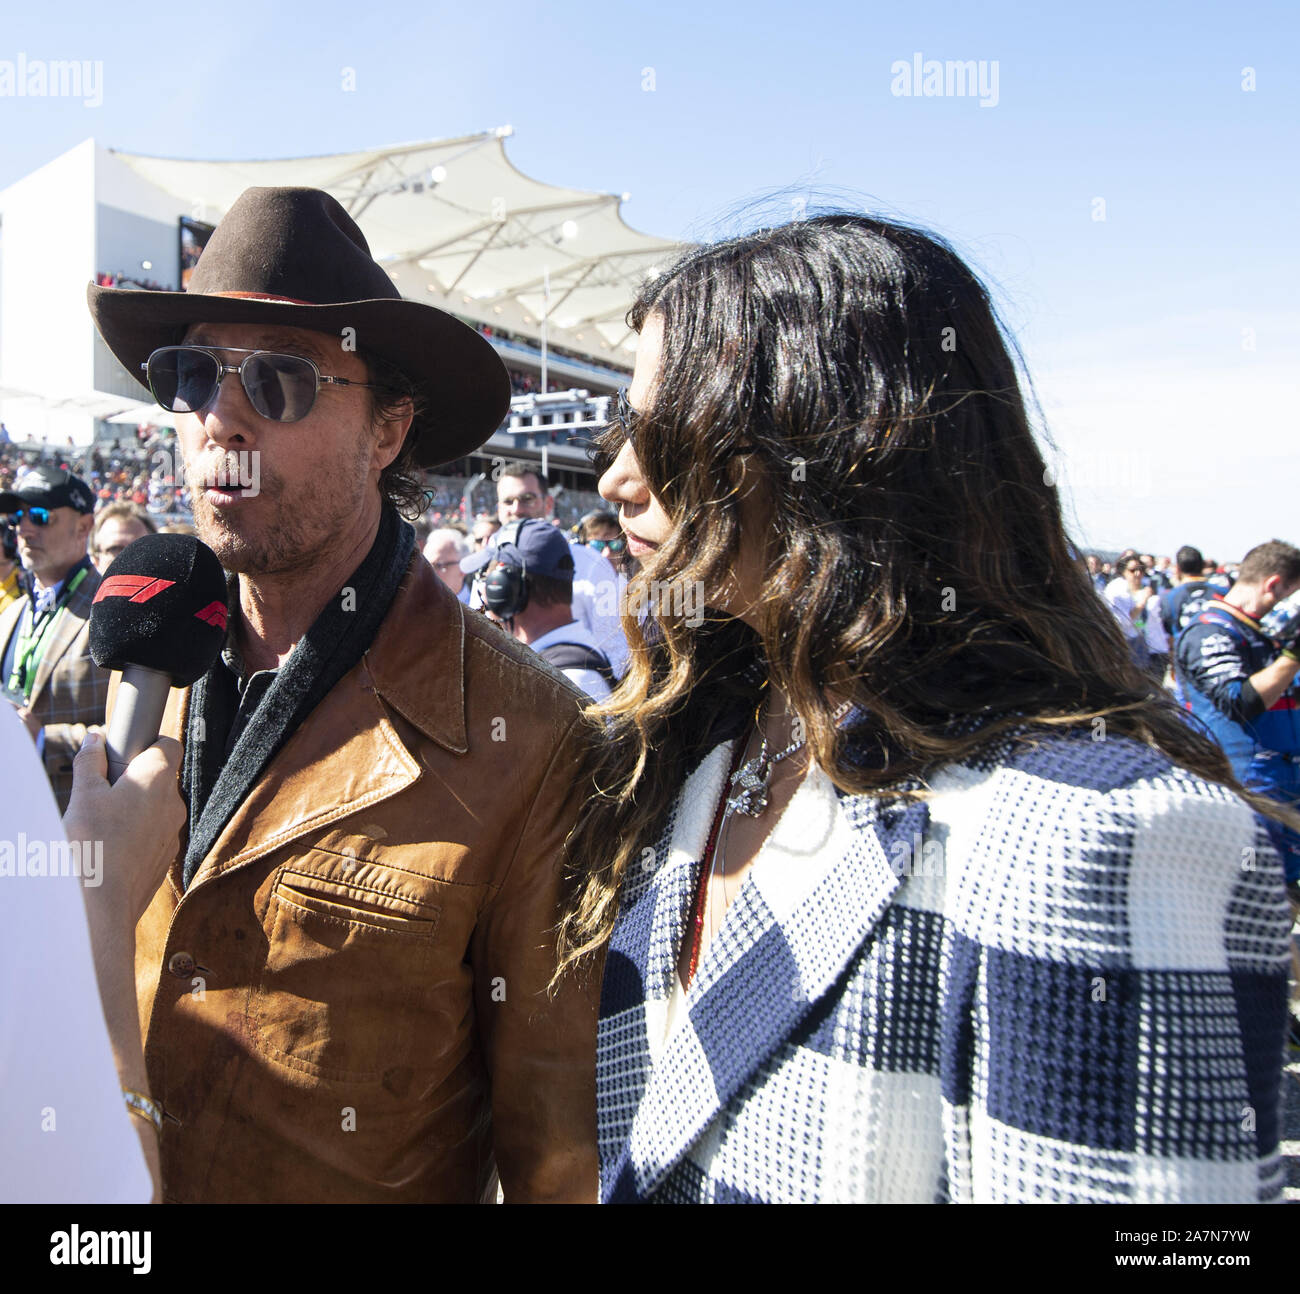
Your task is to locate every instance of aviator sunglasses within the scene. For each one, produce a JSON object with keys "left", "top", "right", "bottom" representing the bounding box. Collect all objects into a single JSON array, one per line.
[{"left": 143, "top": 346, "right": 385, "bottom": 423}]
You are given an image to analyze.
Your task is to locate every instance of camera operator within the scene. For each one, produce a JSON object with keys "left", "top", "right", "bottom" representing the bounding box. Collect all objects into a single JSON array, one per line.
[
  {"left": 0, "top": 519, "right": 19, "bottom": 614},
  {"left": 462, "top": 518, "right": 615, "bottom": 701}
]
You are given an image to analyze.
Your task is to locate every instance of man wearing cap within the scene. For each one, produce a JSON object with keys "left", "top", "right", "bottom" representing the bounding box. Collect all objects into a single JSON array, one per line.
[
  {"left": 463, "top": 518, "right": 615, "bottom": 701},
  {"left": 485, "top": 462, "right": 628, "bottom": 678},
  {"left": 0, "top": 466, "right": 108, "bottom": 811},
  {"left": 87, "top": 186, "right": 598, "bottom": 1203}
]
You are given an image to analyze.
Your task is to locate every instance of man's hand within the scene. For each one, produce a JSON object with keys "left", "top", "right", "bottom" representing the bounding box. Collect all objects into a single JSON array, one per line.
[
  {"left": 64, "top": 730, "right": 185, "bottom": 923},
  {"left": 14, "top": 705, "right": 41, "bottom": 743}
]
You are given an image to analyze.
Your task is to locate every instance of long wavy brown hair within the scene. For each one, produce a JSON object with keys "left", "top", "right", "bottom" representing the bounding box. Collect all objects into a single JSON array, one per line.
[{"left": 555, "top": 214, "right": 1287, "bottom": 979}]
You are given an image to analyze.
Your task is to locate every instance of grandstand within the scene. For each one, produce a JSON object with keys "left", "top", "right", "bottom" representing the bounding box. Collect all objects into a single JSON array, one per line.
[{"left": 0, "top": 131, "right": 690, "bottom": 520}]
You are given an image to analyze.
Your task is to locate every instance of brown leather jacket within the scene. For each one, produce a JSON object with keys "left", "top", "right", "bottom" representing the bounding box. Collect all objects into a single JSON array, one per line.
[{"left": 133, "top": 553, "right": 599, "bottom": 1202}]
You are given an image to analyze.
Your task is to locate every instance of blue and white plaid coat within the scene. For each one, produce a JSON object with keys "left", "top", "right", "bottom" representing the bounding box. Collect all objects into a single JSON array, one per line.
[{"left": 597, "top": 726, "right": 1292, "bottom": 1203}]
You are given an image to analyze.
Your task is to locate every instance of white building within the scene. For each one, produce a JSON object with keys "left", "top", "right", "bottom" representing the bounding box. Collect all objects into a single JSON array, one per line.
[
  {"left": 0, "top": 133, "right": 676, "bottom": 450},
  {"left": 0, "top": 139, "right": 181, "bottom": 445}
]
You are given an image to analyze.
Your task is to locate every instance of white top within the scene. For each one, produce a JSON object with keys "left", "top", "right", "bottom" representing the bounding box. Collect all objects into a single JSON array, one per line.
[
  {"left": 568, "top": 540, "right": 629, "bottom": 679},
  {"left": 1143, "top": 607, "right": 1170, "bottom": 654},
  {"left": 1103, "top": 577, "right": 1140, "bottom": 639},
  {"left": 529, "top": 621, "right": 613, "bottom": 702},
  {"left": 1104, "top": 577, "right": 1168, "bottom": 653},
  {"left": 0, "top": 705, "right": 151, "bottom": 1202}
]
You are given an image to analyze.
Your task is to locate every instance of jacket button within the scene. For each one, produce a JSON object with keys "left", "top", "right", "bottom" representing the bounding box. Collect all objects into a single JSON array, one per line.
[{"left": 168, "top": 951, "right": 196, "bottom": 978}]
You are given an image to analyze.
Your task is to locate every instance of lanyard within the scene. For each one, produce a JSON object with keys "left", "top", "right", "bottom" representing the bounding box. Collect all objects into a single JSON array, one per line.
[
  {"left": 8, "top": 563, "right": 89, "bottom": 701},
  {"left": 1202, "top": 597, "right": 1263, "bottom": 636}
]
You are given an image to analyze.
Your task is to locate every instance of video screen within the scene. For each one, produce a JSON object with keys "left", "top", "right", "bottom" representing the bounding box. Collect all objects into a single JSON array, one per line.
[{"left": 179, "top": 216, "right": 215, "bottom": 289}]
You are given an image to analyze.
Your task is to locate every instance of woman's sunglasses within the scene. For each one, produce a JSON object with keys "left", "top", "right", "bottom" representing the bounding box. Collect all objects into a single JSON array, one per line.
[
  {"left": 8, "top": 506, "right": 53, "bottom": 526},
  {"left": 575, "top": 389, "right": 638, "bottom": 477},
  {"left": 588, "top": 537, "right": 627, "bottom": 554},
  {"left": 577, "top": 389, "right": 756, "bottom": 476},
  {"left": 143, "top": 345, "right": 384, "bottom": 423}
]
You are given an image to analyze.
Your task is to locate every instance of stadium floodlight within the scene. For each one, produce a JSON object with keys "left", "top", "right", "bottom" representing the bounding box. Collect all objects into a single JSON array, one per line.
[
  {"left": 561, "top": 220, "right": 579, "bottom": 240},
  {"left": 430, "top": 166, "right": 447, "bottom": 184}
]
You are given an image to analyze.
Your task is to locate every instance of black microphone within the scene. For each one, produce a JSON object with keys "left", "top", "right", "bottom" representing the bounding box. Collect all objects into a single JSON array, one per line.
[{"left": 89, "top": 533, "right": 227, "bottom": 782}]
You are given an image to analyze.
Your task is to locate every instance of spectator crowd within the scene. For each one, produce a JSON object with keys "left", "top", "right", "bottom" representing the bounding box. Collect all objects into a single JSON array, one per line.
[{"left": 4, "top": 194, "right": 1297, "bottom": 1212}]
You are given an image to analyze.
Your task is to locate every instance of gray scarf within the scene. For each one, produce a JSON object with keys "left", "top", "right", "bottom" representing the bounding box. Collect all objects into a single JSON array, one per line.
[{"left": 180, "top": 506, "right": 415, "bottom": 889}]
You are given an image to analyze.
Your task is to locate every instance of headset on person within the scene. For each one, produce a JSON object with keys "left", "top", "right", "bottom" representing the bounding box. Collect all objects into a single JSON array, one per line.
[{"left": 479, "top": 520, "right": 530, "bottom": 619}]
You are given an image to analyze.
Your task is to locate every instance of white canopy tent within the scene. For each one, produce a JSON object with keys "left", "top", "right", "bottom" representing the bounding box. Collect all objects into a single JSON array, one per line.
[
  {"left": 105, "top": 404, "right": 175, "bottom": 429},
  {"left": 110, "top": 130, "right": 690, "bottom": 364},
  {"left": 0, "top": 384, "right": 150, "bottom": 420},
  {"left": 0, "top": 383, "right": 152, "bottom": 446}
]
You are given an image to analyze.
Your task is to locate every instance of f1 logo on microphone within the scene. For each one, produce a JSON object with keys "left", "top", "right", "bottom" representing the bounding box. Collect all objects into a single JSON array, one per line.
[
  {"left": 94, "top": 574, "right": 176, "bottom": 604},
  {"left": 195, "top": 601, "right": 228, "bottom": 631}
]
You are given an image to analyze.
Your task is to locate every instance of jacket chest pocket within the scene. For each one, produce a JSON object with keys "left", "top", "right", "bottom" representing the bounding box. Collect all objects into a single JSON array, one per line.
[{"left": 253, "top": 868, "right": 442, "bottom": 1083}]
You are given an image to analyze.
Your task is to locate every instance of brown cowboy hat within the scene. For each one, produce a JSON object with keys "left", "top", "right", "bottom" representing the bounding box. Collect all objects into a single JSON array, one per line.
[{"left": 86, "top": 186, "right": 510, "bottom": 468}]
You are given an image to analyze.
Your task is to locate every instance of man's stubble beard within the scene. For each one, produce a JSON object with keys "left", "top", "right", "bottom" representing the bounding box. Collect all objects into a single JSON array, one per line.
[{"left": 188, "top": 442, "right": 374, "bottom": 577}]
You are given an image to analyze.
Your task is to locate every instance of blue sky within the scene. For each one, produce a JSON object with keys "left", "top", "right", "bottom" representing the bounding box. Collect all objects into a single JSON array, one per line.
[{"left": 1, "top": 0, "right": 1295, "bottom": 559}]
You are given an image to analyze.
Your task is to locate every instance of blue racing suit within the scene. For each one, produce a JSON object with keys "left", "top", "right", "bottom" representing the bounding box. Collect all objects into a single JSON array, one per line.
[{"left": 1176, "top": 599, "right": 1300, "bottom": 882}]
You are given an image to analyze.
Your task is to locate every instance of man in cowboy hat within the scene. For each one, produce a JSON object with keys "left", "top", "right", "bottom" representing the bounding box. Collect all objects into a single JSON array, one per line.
[
  {"left": 87, "top": 187, "right": 598, "bottom": 1203},
  {"left": 0, "top": 465, "right": 109, "bottom": 811}
]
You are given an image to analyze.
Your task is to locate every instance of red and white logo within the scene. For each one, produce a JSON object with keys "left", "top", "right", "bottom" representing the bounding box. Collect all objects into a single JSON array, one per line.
[{"left": 93, "top": 574, "right": 175, "bottom": 604}]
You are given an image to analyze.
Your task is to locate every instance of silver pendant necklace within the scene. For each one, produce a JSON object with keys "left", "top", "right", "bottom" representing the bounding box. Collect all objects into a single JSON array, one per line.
[
  {"left": 726, "top": 732, "right": 805, "bottom": 818},
  {"left": 725, "top": 700, "right": 853, "bottom": 818},
  {"left": 698, "top": 698, "right": 856, "bottom": 950}
]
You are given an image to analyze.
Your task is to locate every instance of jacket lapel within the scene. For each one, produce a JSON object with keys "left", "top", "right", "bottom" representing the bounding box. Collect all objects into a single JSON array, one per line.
[
  {"left": 187, "top": 657, "right": 423, "bottom": 888},
  {"left": 639, "top": 741, "right": 738, "bottom": 1011},
  {"left": 0, "top": 597, "right": 21, "bottom": 683},
  {"left": 621, "top": 762, "right": 928, "bottom": 1198},
  {"left": 183, "top": 558, "right": 466, "bottom": 891},
  {"left": 27, "top": 572, "right": 96, "bottom": 705}
]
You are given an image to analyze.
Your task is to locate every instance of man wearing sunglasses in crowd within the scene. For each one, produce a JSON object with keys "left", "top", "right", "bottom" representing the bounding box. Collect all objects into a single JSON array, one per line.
[
  {"left": 0, "top": 466, "right": 110, "bottom": 811},
  {"left": 84, "top": 186, "right": 599, "bottom": 1204}
]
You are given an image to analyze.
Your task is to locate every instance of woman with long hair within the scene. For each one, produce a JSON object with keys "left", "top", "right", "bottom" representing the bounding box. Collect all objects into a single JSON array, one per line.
[{"left": 559, "top": 214, "right": 1292, "bottom": 1204}]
